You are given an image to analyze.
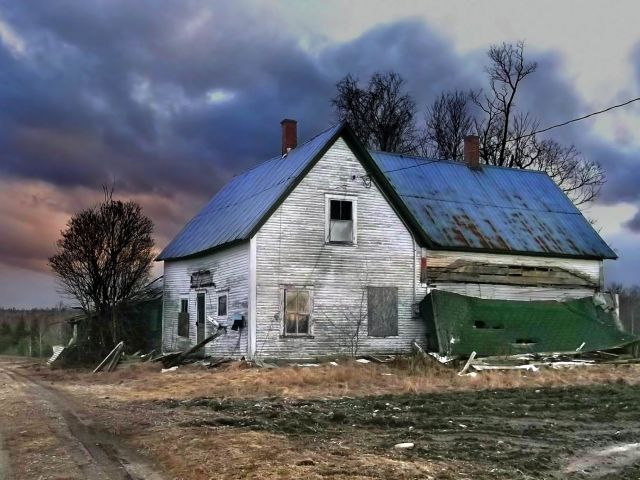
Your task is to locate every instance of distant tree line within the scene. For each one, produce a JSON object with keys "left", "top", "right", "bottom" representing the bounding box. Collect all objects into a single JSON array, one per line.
[
  {"left": 0, "top": 306, "right": 73, "bottom": 357},
  {"left": 332, "top": 41, "right": 605, "bottom": 206}
]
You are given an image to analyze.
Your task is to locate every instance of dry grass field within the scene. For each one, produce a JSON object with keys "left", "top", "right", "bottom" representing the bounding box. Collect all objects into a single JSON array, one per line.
[{"left": 2, "top": 356, "right": 640, "bottom": 479}]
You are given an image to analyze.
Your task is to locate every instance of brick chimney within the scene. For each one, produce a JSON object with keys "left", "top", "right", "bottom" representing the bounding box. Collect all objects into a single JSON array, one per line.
[
  {"left": 464, "top": 135, "right": 480, "bottom": 169},
  {"left": 281, "top": 119, "right": 297, "bottom": 155}
]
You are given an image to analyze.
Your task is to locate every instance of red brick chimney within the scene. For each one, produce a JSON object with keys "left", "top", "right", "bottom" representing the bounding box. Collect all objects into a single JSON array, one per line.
[
  {"left": 281, "top": 119, "right": 297, "bottom": 155},
  {"left": 464, "top": 135, "right": 480, "bottom": 169}
]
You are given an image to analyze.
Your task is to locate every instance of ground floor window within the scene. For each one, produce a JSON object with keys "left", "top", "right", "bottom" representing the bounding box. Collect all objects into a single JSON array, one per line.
[
  {"left": 217, "top": 293, "right": 228, "bottom": 317},
  {"left": 283, "top": 288, "right": 312, "bottom": 335},
  {"left": 178, "top": 297, "right": 189, "bottom": 337}
]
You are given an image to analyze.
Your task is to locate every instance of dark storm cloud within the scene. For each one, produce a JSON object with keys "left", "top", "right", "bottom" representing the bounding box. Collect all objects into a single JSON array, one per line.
[
  {"left": 1, "top": 0, "right": 639, "bottom": 284},
  {"left": 625, "top": 211, "right": 640, "bottom": 233},
  {"left": 0, "top": 4, "right": 471, "bottom": 200}
]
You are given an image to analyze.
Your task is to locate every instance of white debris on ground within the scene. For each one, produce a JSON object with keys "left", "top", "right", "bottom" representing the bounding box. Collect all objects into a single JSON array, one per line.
[{"left": 393, "top": 442, "right": 415, "bottom": 450}]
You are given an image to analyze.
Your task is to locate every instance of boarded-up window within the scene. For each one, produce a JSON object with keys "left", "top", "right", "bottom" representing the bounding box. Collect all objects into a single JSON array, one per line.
[
  {"left": 284, "top": 289, "right": 311, "bottom": 335},
  {"left": 190, "top": 270, "right": 214, "bottom": 288},
  {"left": 178, "top": 298, "right": 189, "bottom": 337},
  {"left": 367, "top": 287, "right": 398, "bottom": 337}
]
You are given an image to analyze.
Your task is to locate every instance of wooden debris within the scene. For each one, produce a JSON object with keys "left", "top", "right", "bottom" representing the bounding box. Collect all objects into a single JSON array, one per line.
[
  {"left": 152, "top": 352, "right": 181, "bottom": 363},
  {"left": 92, "top": 341, "right": 124, "bottom": 373},
  {"left": 458, "top": 351, "right": 477, "bottom": 376},
  {"left": 393, "top": 442, "right": 415, "bottom": 450},
  {"left": 48, "top": 346, "right": 65, "bottom": 365},
  {"left": 166, "top": 329, "right": 224, "bottom": 368},
  {"left": 208, "top": 358, "right": 233, "bottom": 369}
]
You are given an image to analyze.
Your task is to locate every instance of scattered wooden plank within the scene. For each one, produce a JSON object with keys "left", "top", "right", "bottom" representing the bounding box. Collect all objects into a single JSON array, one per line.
[
  {"left": 166, "top": 329, "right": 224, "bottom": 368},
  {"left": 458, "top": 351, "right": 477, "bottom": 376},
  {"left": 93, "top": 341, "right": 124, "bottom": 374},
  {"left": 106, "top": 342, "right": 125, "bottom": 372}
]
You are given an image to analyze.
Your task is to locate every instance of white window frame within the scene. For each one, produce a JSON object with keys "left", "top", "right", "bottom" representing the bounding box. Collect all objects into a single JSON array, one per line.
[
  {"left": 280, "top": 285, "right": 314, "bottom": 337},
  {"left": 217, "top": 291, "right": 229, "bottom": 319},
  {"left": 325, "top": 194, "right": 357, "bottom": 245}
]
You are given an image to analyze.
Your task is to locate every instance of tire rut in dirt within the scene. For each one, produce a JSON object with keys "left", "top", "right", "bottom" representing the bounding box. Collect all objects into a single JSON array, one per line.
[{"left": 1, "top": 366, "right": 164, "bottom": 480}]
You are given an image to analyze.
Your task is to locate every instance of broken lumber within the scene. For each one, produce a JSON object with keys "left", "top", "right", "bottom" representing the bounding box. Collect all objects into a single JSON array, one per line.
[
  {"left": 106, "top": 342, "right": 125, "bottom": 372},
  {"left": 458, "top": 351, "right": 477, "bottom": 376},
  {"left": 93, "top": 341, "right": 124, "bottom": 374},
  {"left": 166, "top": 329, "right": 224, "bottom": 368}
]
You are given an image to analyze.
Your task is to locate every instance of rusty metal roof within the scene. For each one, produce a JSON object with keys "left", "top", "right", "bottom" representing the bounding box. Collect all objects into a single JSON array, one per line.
[
  {"left": 369, "top": 152, "right": 616, "bottom": 259},
  {"left": 157, "top": 124, "right": 343, "bottom": 260}
]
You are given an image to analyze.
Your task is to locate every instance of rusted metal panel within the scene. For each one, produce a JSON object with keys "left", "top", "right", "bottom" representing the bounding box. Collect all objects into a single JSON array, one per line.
[
  {"left": 369, "top": 152, "right": 616, "bottom": 259},
  {"left": 254, "top": 138, "right": 426, "bottom": 359},
  {"left": 162, "top": 242, "right": 249, "bottom": 357},
  {"left": 158, "top": 124, "right": 342, "bottom": 260}
]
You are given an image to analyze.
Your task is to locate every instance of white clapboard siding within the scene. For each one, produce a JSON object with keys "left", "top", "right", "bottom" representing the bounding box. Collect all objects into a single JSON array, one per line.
[
  {"left": 254, "top": 138, "right": 425, "bottom": 359},
  {"left": 423, "top": 249, "right": 602, "bottom": 300},
  {"left": 162, "top": 242, "right": 249, "bottom": 357}
]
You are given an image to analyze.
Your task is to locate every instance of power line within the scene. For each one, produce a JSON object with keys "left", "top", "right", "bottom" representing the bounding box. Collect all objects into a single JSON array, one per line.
[
  {"left": 513, "top": 95, "right": 640, "bottom": 141},
  {"left": 380, "top": 95, "right": 640, "bottom": 174},
  {"left": 381, "top": 158, "right": 439, "bottom": 174}
]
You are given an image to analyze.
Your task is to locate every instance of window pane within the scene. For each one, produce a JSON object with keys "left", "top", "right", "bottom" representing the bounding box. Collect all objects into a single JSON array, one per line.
[
  {"left": 329, "top": 220, "right": 353, "bottom": 242},
  {"left": 285, "top": 291, "right": 298, "bottom": 314},
  {"left": 285, "top": 314, "right": 297, "bottom": 333},
  {"left": 218, "top": 295, "right": 227, "bottom": 316},
  {"left": 297, "top": 291, "right": 310, "bottom": 314},
  {"left": 180, "top": 299, "right": 188, "bottom": 313},
  {"left": 341, "top": 201, "right": 352, "bottom": 220},
  {"left": 297, "top": 314, "right": 309, "bottom": 334},
  {"left": 330, "top": 200, "right": 341, "bottom": 220}
]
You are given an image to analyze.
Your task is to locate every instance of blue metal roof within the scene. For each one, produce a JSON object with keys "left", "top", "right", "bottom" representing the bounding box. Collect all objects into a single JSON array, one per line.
[
  {"left": 157, "top": 124, "right": 342, "bottom": 260},
  {"left": 369, "top": 152, "right": 617, "bottom": 259}
]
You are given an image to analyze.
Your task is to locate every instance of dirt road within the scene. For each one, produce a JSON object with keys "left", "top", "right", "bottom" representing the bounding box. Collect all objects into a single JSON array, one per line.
[{"left": 0, "top": 359, "right": 164, "bottom": 480}]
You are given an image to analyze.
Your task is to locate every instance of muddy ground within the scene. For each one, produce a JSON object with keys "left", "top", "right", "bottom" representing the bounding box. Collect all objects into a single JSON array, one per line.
[{"left": 1, "top": 356, "right": 640, "bottom": 479}]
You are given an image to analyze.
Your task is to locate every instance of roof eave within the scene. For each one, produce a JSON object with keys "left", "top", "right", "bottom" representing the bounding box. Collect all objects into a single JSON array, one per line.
[
  {"left": 156, "top": 238, "right": 249, "bottom": 262},
  {"left": 423, "top": 242, "right": 618, "bottom": 261}
]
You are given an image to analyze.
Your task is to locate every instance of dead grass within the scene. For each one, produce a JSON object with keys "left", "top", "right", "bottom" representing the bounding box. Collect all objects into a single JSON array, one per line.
[
  {"left": 27, "top": 356, "right": 640, "bottom": 404},
  {"left": 135, "top": 427, "right": 459, "bottom": 480}
]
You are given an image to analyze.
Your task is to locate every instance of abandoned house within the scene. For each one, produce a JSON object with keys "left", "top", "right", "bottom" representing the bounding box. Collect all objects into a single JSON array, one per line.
[{"left": 157, "top": 120, "right": 626, "bottom": 359}]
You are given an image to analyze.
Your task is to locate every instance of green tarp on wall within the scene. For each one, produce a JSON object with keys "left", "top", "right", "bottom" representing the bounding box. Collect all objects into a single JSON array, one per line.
[{"left": 420, "top": 290, "right": 638, "bottom": 357}]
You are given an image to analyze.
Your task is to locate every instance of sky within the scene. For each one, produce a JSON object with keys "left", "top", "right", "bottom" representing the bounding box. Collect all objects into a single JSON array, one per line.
[{"left": 1, "top": 0, "right": 640, "bottom": 307}]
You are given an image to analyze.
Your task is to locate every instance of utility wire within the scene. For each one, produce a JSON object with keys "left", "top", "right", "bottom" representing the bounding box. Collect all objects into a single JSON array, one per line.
[
  {"left": 380, "top": 95, "right": 640, "bottom": 174},
  {"left": 512, "top": 95, "right": 640, "bottom": 141}
]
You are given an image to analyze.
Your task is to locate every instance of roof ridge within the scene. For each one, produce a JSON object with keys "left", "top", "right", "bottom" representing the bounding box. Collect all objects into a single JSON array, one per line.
[
  {"left": 231, "top": 122, "right": 343, "bottom": 178},
  {"left": 370, "top": 150, "right": 549, "bottom": 175}
]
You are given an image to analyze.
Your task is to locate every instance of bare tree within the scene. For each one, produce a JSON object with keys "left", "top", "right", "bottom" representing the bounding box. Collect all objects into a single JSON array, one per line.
[
  {"left": 423, "top": 90, "right": 474, "bottom": 160},
  {"left": 472, "top": 41, "right": 537, "bottom": 166},
  {"left": 49, "top": 187, "right": 155, "bottom": 356},
  {"left": 468, "top": 41, "right": 605, "bottom": 205},
  {"left": 332, "top": 72, "right": 419, "bottom": 153}
]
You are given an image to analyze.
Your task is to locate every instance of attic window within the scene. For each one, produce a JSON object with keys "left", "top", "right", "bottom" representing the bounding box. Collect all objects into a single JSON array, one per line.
[
  {"left": 325, "top": 195, "right": 357, "bottom": 244},
  {"left": 190, "top": 270, "right": 214, "bottom": 289}
]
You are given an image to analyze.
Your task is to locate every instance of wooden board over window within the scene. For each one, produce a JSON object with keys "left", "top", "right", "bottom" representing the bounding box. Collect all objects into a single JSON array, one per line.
[{"left": 367, "top": 286, "right": 398, "bottom": 337}]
